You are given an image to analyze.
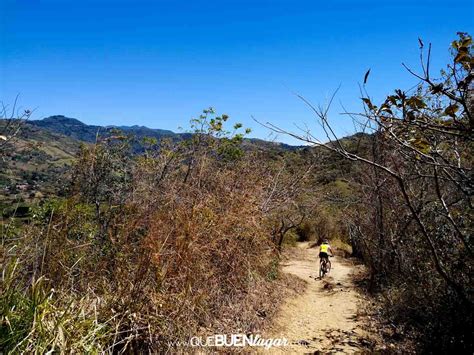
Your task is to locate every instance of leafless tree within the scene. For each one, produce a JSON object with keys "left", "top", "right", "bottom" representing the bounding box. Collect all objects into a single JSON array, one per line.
[{"left": 0, "top": 96, "right": 32, "bottom": 154}]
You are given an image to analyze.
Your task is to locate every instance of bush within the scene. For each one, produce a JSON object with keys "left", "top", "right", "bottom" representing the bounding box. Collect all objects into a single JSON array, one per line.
[
  {"left": 0, "top": 110, "right": 289, "bottom": 352},
  {"left": 0, "top": 260, "right": 112, "bottom": 353}
]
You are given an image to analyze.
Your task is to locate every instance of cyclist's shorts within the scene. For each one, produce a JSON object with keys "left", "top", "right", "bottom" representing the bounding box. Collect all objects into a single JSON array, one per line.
[{"left": 319, "top": 252, "right": 328, "bottom": 259}]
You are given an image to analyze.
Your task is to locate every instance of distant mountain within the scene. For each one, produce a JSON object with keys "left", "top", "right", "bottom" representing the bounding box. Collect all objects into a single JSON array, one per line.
[
  {"left": 0, "top": 115, "right": 370, "bottom": 212},
  {"left": 242, "top": 137, "right": 302, "bottom": 152},
  {"left": 0, "top": 115, "right": 300, "bottom": 210},
  {"left": 30, "top": 115, "right": 178, "bottom": 143},
  {"left": 30, "top": 115, "right": 304, "bottom": 151}
]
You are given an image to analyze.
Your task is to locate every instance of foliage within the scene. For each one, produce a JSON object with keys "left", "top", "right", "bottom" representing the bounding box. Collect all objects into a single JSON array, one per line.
[
  {"left": 0, "top": 259, "right": 112, "bottom": 353},
  {"left": 279, "top": 33, "right": 473, "bottom": 352},
  {"left": 3, "top": 32, "right": 471, "bottom": 353},
  {"left": 259, "top": 32, "right": 473, "bottom": 352},
  {"left": 0, "top": 110, "right": 297, "bottom": 352},
  {"left": 350, "top": 33, "right": 473, "bottom": 352}
]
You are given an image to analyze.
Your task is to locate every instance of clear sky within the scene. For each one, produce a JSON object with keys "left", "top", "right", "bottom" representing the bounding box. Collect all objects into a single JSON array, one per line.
[{"left": 1, "top": 0, "right": 472, "bottom": 144}]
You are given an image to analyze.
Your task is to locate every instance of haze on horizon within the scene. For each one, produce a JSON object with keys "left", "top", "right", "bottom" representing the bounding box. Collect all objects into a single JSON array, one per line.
[{"left": 1, "top": 0, "right": 472, "bottom": 144}]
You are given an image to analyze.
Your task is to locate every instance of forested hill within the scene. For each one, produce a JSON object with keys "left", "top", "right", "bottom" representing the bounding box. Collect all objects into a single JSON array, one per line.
[
  {"left": 1, "top": 114, "right": 303, "bottom": 201},
  {"left": 28, "top": 115, "right": 301, "bottom": 150},
  {"left": 29, "top": 115, "right": 178, "bottom": 142},
  {"left": 0, "top": 115, "right": 371, "bottom": 214}
]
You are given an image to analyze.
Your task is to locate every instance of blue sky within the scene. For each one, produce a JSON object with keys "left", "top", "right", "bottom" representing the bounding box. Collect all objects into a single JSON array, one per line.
[{"left": 1, "top": 0, "right": 472, "bottom": 144}]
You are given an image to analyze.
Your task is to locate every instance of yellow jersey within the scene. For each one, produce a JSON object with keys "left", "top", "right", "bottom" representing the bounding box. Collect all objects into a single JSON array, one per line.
[{"left": 320, "top": 244, "right": 330, "bottom": 253}]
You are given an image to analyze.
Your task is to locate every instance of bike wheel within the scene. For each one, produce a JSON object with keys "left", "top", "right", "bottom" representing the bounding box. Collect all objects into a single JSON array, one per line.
[{"left": 319, "top": 262, "right": 325, "bottom": 278}]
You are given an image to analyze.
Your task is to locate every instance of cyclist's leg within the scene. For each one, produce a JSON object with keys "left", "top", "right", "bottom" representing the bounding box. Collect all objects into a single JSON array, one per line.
[
  {"left": 323, "top": 256, "right": 329, "bottom": 271},
  {"left": 320, "top": 253, "right": 328, "bottom": 277},
  {"left": 319, "top": 253, "right": 325, "bottom": 277}
]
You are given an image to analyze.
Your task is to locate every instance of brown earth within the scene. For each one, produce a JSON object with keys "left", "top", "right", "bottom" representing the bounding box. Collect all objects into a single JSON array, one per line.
[{"left": 264, "top": 242, "right": 382, "bottom": 354}]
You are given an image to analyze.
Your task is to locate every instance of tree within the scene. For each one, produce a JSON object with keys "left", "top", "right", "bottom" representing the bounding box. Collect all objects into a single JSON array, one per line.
[{"left": 263, "top": 33, "right": 473, "bottom": 351}]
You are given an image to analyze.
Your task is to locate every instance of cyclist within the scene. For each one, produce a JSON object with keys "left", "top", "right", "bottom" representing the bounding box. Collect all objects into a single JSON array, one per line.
[{"left": 319, "top": 239, "right": 333, "bottom": 271}]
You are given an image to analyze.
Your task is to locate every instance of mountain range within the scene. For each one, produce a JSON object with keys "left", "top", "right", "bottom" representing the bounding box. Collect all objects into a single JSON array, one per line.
[
  {"left": 29, "top": 115, "right": 178, "bottom": 143},
  {"left": 0, "top": 115, "right": 305, "bottom": 211},
  {"left": 28, "top": 115, "right": 299, "bottom": 150},
  {"left": 1, "top": 114, "right": 370, "bottom": 216}
]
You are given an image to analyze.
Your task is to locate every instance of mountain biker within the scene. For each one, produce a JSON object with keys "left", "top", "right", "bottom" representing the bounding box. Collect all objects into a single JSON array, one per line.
[{"left": 319, "top": 239, "right": 333, "bottom": 266}]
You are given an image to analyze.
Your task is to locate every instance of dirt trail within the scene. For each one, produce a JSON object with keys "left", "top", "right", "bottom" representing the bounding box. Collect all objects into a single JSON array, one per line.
[{"left": 266, "top": 243, "right": 377, "bottom": 353}]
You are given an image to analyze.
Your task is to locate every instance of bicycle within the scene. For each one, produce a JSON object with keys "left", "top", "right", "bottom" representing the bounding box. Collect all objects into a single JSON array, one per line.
[{"left": 319, "top": 256, "right": 332, "bottom": 278}]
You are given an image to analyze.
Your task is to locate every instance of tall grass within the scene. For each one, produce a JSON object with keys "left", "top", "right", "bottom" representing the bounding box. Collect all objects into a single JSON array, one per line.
[
  {"left": 1, "top": 112, "right": 297, "bottom": 352},
  {"left": 0, "top": 259, "right": 113, "bottom": 353}
]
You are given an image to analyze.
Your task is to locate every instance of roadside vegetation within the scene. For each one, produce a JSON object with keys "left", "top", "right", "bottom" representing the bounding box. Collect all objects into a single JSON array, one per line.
[
  {"left": 1, "top": 108, "right": 309, "bottom": 352},
  {"left": 267, "top": 33, "right": 473, "bottom": 352},
  {"left": 0, "top": 34, "right": 472, "bottom": 352}
]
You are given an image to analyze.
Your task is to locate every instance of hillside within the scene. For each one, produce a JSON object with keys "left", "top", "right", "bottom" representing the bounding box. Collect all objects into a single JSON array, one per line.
[
  {"left": 0, "top": 121, "right": 83, "bottom": 213},
  {"left": 1, "top": 6, "right": 471, "bottom": 350},
  {"left": 31, "top": 115, "right": 302, "bottom": 151},
  {"left": 0, "top": 116, "right": 371, "bottom": 214},
  {"left": 30, "top": 115, "right": 177, "bottom": 143},
  {"left": 0, "top": 116, "right": 305, "bottom": 212}
]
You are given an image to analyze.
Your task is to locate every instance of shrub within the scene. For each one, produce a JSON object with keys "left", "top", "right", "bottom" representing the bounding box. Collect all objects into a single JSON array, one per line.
[
  {"left": 0, "top": 260, "right": 112, "bottom": 353},
  {"left": 0, "top": 110, "right": 290, "bottom": 351}
]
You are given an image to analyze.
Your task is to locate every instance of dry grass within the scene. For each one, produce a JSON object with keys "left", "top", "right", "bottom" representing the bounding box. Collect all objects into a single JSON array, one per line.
[{"left": 1, "top": 116, "right": 304, "bottom": 352}]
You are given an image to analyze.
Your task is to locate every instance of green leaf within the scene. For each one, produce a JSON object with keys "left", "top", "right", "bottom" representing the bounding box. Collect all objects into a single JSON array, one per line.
[
  {"left": 387, "top": 95, "right": 398, "bottom": 105},
  {"left": 454, "top": 51, "right": 470, "bottom": 63},
  {"left": 407, "top": 96, "right": 426, "bottom": 109},
  {"left": 379, "top": 105, "right": 393, "bottom": 115},
  {"left": 461, "top": 36, "right": 472, "bottom": 47},
  {"left": 444, "top": 104, "right": 459, "bottom": 117},
  {"left": 362, "top": 97, "right": 374, "bottom": 110}
]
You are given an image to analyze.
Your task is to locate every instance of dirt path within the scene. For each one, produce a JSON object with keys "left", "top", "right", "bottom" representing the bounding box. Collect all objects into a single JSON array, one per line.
[{"left": 266, "top": 243, "right": 377, "bottom": 353}]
